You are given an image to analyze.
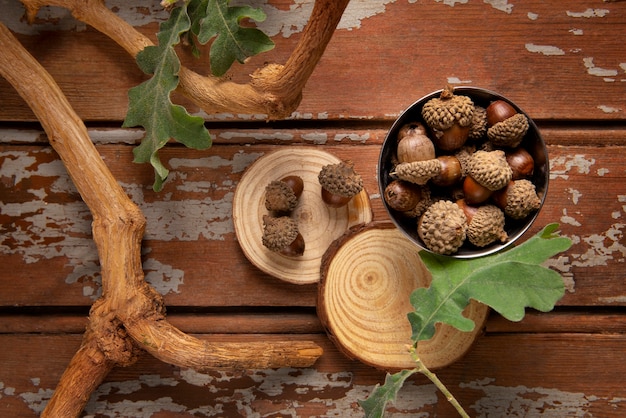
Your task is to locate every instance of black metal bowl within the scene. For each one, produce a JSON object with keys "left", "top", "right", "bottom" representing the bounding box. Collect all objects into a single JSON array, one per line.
[{"left": 378, "top": 87, "right": 548, "bottom": 258}]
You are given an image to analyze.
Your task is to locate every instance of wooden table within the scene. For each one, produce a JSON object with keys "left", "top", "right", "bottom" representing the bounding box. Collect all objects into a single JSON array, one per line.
[{"left": 1, "top": 1, "right": 625, "bottom": 416}]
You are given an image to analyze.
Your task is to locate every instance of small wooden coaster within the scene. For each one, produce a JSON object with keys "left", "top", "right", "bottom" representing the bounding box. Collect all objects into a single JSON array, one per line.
[
  {"left": 233, "top": 148, "right": 372, "bottom": 285},
  {"left": 318, "top": 223, "right": 489, "bottom": 370}
]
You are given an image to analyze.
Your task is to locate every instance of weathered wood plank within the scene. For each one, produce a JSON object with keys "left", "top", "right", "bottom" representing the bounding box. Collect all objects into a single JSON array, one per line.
[
  {"left": 1, "top": 0, "right": 624, "bottom": 122},
  {"left": 1, "top": 138, "right": 624, "bottom": 307},
  {"left": 1, "top": 332, "right": 625, "bottom": 417}
]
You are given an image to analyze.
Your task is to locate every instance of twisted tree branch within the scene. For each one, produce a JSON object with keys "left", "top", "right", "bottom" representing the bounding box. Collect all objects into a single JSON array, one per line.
[
  {"left": 20, "top": 0, "right": 351, "bottom": 118},
  {"left": 0, "top": 21, "right": 323, "bottom": 417}
]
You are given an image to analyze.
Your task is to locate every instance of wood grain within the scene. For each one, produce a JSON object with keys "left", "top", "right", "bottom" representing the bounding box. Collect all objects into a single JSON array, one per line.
[{"left": 0, "top": 1, "right": 624, "bottom": 122}]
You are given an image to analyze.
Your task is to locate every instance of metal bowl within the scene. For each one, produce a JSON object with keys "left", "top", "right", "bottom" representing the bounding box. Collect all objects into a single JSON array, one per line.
[{"left": 378, "top": 87, "right": 548, "bottom": 258}]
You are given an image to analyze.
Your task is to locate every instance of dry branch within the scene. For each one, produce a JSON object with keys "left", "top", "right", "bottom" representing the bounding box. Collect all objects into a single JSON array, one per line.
[
  {"left": 0, "top": 21, "right": 323, "bottom": 417},
  {"left": 20, "top": 0, "right": 351, "bottom": 118}
]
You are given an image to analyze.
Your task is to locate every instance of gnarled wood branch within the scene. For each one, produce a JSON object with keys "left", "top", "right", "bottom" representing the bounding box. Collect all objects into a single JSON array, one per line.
[
  {"left": 20, "top": 0, "right": 351, "bottom": 118},
  {"left": 0, "top": 22, "right": 323, "bottom": 417}
]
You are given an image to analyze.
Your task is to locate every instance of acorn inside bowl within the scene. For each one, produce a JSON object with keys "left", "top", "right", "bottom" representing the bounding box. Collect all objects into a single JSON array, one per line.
[{"left": 378, "top": 86, "right": 548, "bottom": 258}]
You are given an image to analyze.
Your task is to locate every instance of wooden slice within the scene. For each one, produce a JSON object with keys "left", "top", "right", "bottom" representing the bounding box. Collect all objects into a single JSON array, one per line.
[
  {"left": 318, "top": 223, "right": 489, "bottom": 370},
  {"left": 233, "top": 148, "right": 372, "bottom": 285}
]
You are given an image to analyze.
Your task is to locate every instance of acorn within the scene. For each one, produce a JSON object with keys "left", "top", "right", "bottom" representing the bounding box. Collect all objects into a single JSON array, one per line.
[
  {"left": 431, "top": 155, "right": 463, "bottom": 187},
  {"left": 486, "top": 101, "right": 529, "bottom": 149},
  {"left": 492, "top": 179, "right": 542, "bottom": 219},
  {"left": 505, "top": 147, "right": 534, "bottom": 179},
  {"left": 468, "top": 105, "right": 488, "bottom": 141},
  {"left": 384, "top": 179, "right": 424, "bottom": 212},
  {"left": 486, "top": 100, "right": 518, "bottom": 126},
  {"left": 466, "top": 150, "right": 513, "bottom": 191},
  {"left": 396, "top": 122, "right": 436, "bottom": 163},
  {"left": 318, "top": 160, "right": 363, "bottom": 208},
  {"left": 264, "top": 176, "right": 304, "bottom": 214},
  {"left": 462, "top": 175, "right": 493, "bottom": 205},
  {"left": 261, "top": 215, "right": 305, "bottom": 256},
  {"left": 403, "top": 186, "right": 433, "bottom": 218},
  {"left": 457, "top": 199, "right": 508, "bottom": 247},
  {"left": 418, "top": 200, "right": 467, "bottom": 255},
  {"left": 421, "top": 85, "right": 475, "bottom": 152},
  {"left": 391, "top": 159, "right": 442, "bottom": 185}
]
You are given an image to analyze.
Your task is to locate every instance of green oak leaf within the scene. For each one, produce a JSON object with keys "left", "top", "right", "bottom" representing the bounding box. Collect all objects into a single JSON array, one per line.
[
  {"left": 409, "top": 223, "right": 572, "bottom": 342},
  {"left": 359, "top": 369, "right": 417, "bottom": 418},
  {"left": 123, "top": 5, "right": 211, "bottom": 191},
  {"left": 194, "top": 0, "right": 275, "bottom": 76}
]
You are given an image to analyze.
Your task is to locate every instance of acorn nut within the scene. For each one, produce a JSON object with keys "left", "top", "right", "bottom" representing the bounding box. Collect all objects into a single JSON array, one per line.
[
  {"left": 396, "top": 122, "right": 436, "bottom": 163},
  {"left": 421, "top": 85, "right": 475, "bottom": 152},
  {"left": 384, "top": 179, "right": 424, "bottom": 212},
  {"left": 466, "top": 150, "right": 513, "bottom": 191},
  {"left": 457, "top": 199, "right": 508, "bottom": 247},
  {"left": 318, "top": 160, "right": 363, "bottom": 208},
  {"left": 468, "top": 105, "right": 488, "bottom": 141},
  {"left": 505, "top": 147, "right": 534, "bottom": 180},
  {"left": 264, "top": 176, "right": 304, "bottom": 214},
  {"left": 261, "top": 215, "right": 305, "bottom": 256},
  {"left": 418, "top": 200, "right": 467, "bottom": 255},
  {"left": 391, "top": 159, "right": 442, "bottom": 185},
  {"left": 492, "top": 179, "right": 542, "bottom": 219}
]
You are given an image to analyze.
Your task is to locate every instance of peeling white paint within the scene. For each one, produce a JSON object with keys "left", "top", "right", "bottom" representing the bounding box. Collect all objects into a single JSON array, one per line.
[
  {"left": 333, "top": 133, "right": 370, "bottom": 143},
  {"left": 483, "top": 0, "right": 513, "bottom": 14},
  {"left": 560, "top": 208, "right": 582, "bottom": 227},
  {"left": 569, "top": 28, "right": 583, "bottom": 35},
  {"left": 598, "top": 295, "right": 626, "bottom": 304},
  {"left": 567, "top": 188, "right": 582, "bottom": 204},
  {"left": 218, "top": 131, "right": 294, "bottom": 141},
  {"left": 447, "top": 77, "right": 473, "bottom": 84},
  {"left": 549, "top": 154, "right": 595, "bottom": 180},
  {"left": 566, "top": 9, "right": 610, "bottom": 18},
  {"left": 144, "top": 257, "right": 185, "bottom": 294},
  {"left": 434, "top": 0, "right": 468, "bottom": 7},
  {"left": 1, "top": 149, "right": 265, "bottom": 298},
  {"left": 597, "top": 105, "right": 622, "bottom": 114},
  {"left": 525, "top": 44, "right": 566, "bottom": 56},
  {"left": 571, "top": 222, "right": 626, "bottom": 268},
  {"left": 583, "top": 57, "right": 619, "bottom": 77},
  {"left": 462, "top": 378, "right": 612, "bottom": 416},
  {"left": 301, "top": 132, "right": 328, "bottom": 145},
  {"left": 0, "top": 129, "right": 43, "bottom": 143}
]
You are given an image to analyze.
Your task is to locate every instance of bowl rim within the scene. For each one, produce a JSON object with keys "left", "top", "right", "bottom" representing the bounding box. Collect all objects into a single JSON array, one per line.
[{"left": 378, "top": 86, "right": 549, "bottom": 259}]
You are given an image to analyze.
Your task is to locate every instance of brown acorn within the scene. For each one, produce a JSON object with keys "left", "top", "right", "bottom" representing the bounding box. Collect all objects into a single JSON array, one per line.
[
  {"left": 264, "top": 175, "right": 304, "bottom": 214},
  {"left": 418, "top": 200, "right": 467, "bottom": 255},
  {"left": 421, "top": 85, "right": 475, "bottom": 152},
  {"left": 384, "top": 179, "right": 424, "bottom": 212},
  {"left": 431, "top": 155, "right": 462, "bottom": 187},
  {"left": 505, "top": 147, "right": 534, "bottom": 180},
  {"left": 492, "top": 179, "right": 542, "bottom": 219},
  {"left": 318, "top": 160, "right": 364, "bottom": 208},
  {"left": 261, "top": 215, "right": 305, "bottom": 256},
  {"left": 396, "top": 122, "right": 436, "bottom": 163}
]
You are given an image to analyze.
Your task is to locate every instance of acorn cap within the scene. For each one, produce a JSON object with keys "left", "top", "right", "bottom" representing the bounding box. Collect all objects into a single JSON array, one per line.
[
  {"left": 418, "top": 200, "right": 467, "bottom": 255},
  {"left": 421, "top": 86, "right": 475, "bottom": 131},
  {"left": 391, "top": 159, "right": 442, "bottom": 185},
  {"left": 262, "top": 215, "right": 299, "bottom": 253},
  {"left": 403, "top": 185, "right": 433, "bottom": 218},
  {"left": 502, "top": 179, "right": 542, "bottom": 219},
  {"left": 468, "top": 106, "right": 488, "bottom": 140},
  {"left": 318, "top": 160, "right": 363, "bottom": 198},
  {"left": 454, "top": 145, "right": 476, "bottom": 178},
  {"left": 467, "top": 204, "right": 508, "bottom": 247},
  {"left": 487, "top": 113, "right": 529, "bottom": 148},
  {"left": 265, "top": 180, "right": 298, "bottom": 213},
  {"left": 467, "top": 150, "right": 513, "bottom": 191}
]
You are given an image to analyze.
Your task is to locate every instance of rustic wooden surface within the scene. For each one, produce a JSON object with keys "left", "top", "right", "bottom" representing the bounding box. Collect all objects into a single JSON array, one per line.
[{"left": 1, "top": 0, "right": 625, "bottom": 416}]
